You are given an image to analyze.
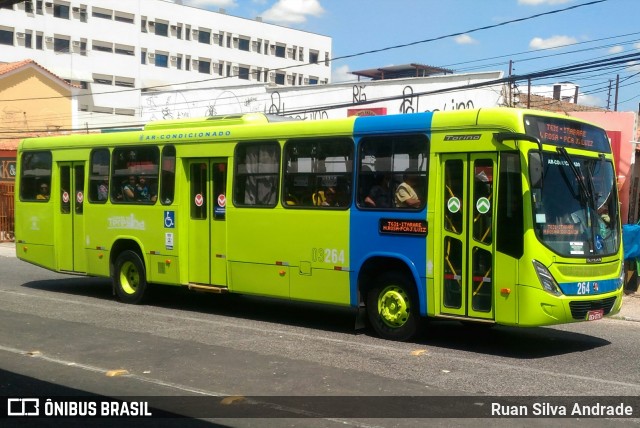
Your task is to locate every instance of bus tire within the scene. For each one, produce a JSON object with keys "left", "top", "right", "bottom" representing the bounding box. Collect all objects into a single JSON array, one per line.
[
  {"left": 366, "top": 272, "right": 420, "bottom": 341},
  {"left": 114, "top": 250, "right": 147, "bottom": 304}
]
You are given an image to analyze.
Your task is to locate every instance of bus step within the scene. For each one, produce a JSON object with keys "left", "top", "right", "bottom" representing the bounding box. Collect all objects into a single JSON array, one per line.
[{"left": 187, "top": 283, "right": 229, "bottom": 294}]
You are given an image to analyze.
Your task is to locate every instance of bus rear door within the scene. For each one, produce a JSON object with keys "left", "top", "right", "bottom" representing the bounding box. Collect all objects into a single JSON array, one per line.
[
  {"left": 186, "top": 159, "right": 228, "bottom": 286},
  {"left": 58, "top": 162, "right": 86, "bottom": 273},
  {"left": 439, "top": 154, "right": 495, "bottom": 321}
]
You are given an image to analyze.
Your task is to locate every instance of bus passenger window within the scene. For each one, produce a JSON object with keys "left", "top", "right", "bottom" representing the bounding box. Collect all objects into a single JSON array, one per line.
[
  {"left": 20, "top": 151, "right": 52, "bottom": 202},
  {"left": 89, "top": 149, "right": 110, "bottom": 203},
  {"left": 357, "top": 134, "right": 428, "bottom": 210},
  {"left": 161, "top": 146, "right": 175, "bottom": 205},
  {"left": 283, "top": 137, "right": 353, "bottom": 209},
  {"left": 111, "top": 147, "right": 160, "bottom": 204},
  {"left": 234, "top": 142, "right": 280, "bottom": 207}
]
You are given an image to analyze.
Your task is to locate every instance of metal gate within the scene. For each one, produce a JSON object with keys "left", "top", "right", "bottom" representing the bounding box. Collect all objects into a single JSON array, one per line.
[{"left": 0, "top": 182, "right": 14, "bottom": 242}]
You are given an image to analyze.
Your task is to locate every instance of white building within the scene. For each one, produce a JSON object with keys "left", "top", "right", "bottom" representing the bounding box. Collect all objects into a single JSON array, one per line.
[{"left": 0, "top": 0, "right": 332, "bottom": 129}]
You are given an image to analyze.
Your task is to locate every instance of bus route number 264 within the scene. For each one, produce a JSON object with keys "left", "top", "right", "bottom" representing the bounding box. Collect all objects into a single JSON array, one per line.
[{"left": 311, "top": 248, "right": 345, "bottom": 265}]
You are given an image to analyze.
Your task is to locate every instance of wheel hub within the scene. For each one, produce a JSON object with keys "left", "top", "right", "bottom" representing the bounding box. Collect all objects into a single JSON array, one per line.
[{"left": 378, "top": 286, "right": 410, "bottom": 328}]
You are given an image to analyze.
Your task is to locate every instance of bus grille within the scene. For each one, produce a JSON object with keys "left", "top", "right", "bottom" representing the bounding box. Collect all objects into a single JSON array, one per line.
[
  {"left": 568, "top": 297, "right": 617, "bottom": 320},
  {"left": 555, "top": 264, "right": 618, "bottom": 278}
]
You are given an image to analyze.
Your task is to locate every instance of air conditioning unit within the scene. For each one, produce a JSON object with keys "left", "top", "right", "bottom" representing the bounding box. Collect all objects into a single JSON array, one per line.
[
  {"left": 148, "top": 21, "right": 155, "bottom": 26},
  {"left": 192, "top": 59, "right": 199, "bottom": 64},
  {"left": 148, "top": 52, "right": 155, "bottom": 59},
  {"left": 192, "top": 29, "right": 198, "bottom": 34},
  {"left": 45, "top": 2, "right": 53, "bottom": 7},
  {"left": 170, "top": 56, "right": 177, "bottom": 61},
  {"left": 72, "top": 6, "right": 79, "bottom": 12},
  {"left": 45, "top": 36, "right": 53, "bottom": 43},
  {"left": 16, "top": 32, "right": 25, "bottom": 39},
  {"left": 72, "top": 40, "right": 80, "bottom": 46},
  {"left": 170, "top": 25, "right": 177, "bottom": 30}
]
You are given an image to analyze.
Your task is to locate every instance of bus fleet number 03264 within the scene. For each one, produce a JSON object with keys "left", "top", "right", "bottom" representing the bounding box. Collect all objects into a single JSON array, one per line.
[{"left": 311, "top": 248, "right": 346, "bottom": 265}]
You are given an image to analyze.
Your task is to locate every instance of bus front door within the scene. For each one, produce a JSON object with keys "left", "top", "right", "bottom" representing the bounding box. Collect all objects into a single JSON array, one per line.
[
  {"left": 187, "top": 159, "right": 227, "bottom": 286},
  {"left": 439, "top": 154, "right": 495, "bottom": 321},
  {"left": 58, "top": 162, "right": 86, "bottom": 273}
]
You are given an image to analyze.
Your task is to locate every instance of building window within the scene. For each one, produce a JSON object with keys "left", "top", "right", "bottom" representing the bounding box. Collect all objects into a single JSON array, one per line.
[
  {"left": 308, "top": 77, "right": 318, "bottom": 85},
  {"left": 309, "top": 51, "right": 319, "bottom": 64},
  {"left": 141, "top": 50, "right": 146, "bottom": 64},
  {"left": 198, "top": 60, "right": 211, "bottom": 74},
  {"left": 93, "top": 74, "right": 113, "bottom": 85},
  {"left": 92, "top": 41, "right": 113, "bottom": 53},
  {"left": 115, "top": 44, "right": 134, "bottom": 56},
  {"left": 25, "top": 1, "right": 34, "bottom": 13},
  {"left": 155, "top": 53, "right": 168, "bottom": 68},
  {"left": 115, "top": 77, "right": 134, "bottom": 87},
  {"left": 114, "top": 12, "right": 134, "bottom": 24},
  {"left": 54, "top": 38, "right": 70, "bottom": 53},
  {"left": 238, "top": 38, "right": 250, "bottom": 51},
  {"left": 36, "top": 34, "right": 43, "bottom": 49},
  {"left": 238, "top": 66, "right": 250, "bottom": 80},
  {"left": 176, "top": 55, "right": 182, "bottom": 70},
  {"left": 198, "top": 30, "right": 210, "bottom": 44},
  {"left": 0, "top": 29, "right": 13, "bottom": 46},
  {"left": 92, "top": 8, "right": 112, "bottom": 20},
  {"left": 80, "top": 40, "right": 87, "bottom": 55},
  {"left": 275, "top": 45, "right": 285, "bottom": 58},
  {"left": 36, "top": 0, "right": 43, "bottom": 14},
  {"left": 154, "top": 22, "right": 168, "bottom": 37},
  {"left": 53, "top": 4, "right": 69, "bottom": 19},
  {"left": 275, "top": 73, "right": 285, "bottom": 85},
  {"left": 141, "top": 19, "right": 147, "bottom": 33},
  {"left": 176, "top": 25, "right": 182, "bottom": 39},
  {"left": 25, "top": 33, "right": 32, "bottom": 48}
]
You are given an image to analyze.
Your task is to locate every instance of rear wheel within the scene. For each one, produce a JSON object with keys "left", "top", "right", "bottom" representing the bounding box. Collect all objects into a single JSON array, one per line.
[
  {"left": 114, "top": 250, "right": 147, "bottom": 304},
  {"left": 366, "top": 272, "right": 420, "bottom": 341}
]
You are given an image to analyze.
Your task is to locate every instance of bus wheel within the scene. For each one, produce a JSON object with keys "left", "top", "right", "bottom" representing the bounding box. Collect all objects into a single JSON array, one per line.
[
  {"left": 114, "top": 250, "right": 147, "bottom": 304},
  {"left": 366, "top": 272, "right": 420, "bottom": 341}
]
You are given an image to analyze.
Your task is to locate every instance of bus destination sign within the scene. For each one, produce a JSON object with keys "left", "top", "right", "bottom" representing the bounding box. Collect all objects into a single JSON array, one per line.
[
  {"left": 523, "top": 115, "right": 611, "bottom": 153},
  {"left": 379, "top": 219, "right": 428, "bottom": 236}
]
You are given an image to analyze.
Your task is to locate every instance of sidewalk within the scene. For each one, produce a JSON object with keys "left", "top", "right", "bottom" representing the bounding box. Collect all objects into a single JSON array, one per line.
[{"left": 0, "top": 240, "right": 639, "bottom": 322}]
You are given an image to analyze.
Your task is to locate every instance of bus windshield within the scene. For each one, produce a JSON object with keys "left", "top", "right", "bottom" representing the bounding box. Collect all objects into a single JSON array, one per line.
[{"left": 530, "top": 152, "right": 619, "bottom": 258}]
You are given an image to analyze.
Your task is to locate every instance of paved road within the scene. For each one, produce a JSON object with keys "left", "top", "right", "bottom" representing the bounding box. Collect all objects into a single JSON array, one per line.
[{"left": 1, "top": 252, "right": 639, "bottom": 427}]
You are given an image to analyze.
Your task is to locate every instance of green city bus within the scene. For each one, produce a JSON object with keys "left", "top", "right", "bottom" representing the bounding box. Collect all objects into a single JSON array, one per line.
[{"left": 15, "top": 108, "right": 624, "bottom": 340}]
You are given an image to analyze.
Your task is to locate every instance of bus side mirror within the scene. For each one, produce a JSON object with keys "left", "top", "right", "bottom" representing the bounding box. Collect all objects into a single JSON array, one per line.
[{"left": 529, "top": 152, "right": 543, "bottom": 189}]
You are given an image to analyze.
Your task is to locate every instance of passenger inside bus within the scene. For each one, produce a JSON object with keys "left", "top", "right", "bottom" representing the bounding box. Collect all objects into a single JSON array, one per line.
[
  {"left": 122, "top": 176, "right": 137, "bottom": 201},
  {"left": 36, "top": 183, "right": 50, "bottom": 200},
  {"left": 364, "top": 173, "right": 392, "bottom": 208},
  {"left": 394, "top": 169, "right": 421, "bottom": 208}
]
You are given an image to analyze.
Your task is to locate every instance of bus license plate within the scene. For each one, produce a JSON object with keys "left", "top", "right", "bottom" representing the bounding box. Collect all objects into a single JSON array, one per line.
[{"left": 586, "top": 309, "right": 604, "bottom": 321}]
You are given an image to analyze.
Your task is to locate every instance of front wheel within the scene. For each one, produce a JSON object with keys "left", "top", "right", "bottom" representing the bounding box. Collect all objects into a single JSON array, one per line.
[
  {"left": 114, "top": 250, "right": 148, "bottom": 304},
  {"left": 366, "top": 272, "right": 420, "bottom": 341}
]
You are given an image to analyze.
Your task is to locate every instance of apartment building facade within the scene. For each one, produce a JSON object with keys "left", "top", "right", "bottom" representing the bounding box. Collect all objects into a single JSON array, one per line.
[{"left": 0, "top": 0, "right": 332, "bottom": 128}]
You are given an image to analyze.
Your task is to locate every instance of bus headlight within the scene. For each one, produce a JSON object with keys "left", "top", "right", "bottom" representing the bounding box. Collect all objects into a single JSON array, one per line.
[
  {"left": 533, "top": 260, "right": 562, "bottom": 296},
  {"left": 618, "top": 264, "right": 625, "bottom": 290}
]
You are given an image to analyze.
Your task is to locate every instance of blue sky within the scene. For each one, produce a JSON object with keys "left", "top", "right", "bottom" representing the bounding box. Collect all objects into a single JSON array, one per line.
[{"left": 180, "top": 0, "right": 640, "bottom": 112}]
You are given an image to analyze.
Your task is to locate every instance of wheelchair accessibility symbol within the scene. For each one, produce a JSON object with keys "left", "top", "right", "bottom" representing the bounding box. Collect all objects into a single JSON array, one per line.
[{"left": 164, "top": 211, "right": 175, "bottom": 228}]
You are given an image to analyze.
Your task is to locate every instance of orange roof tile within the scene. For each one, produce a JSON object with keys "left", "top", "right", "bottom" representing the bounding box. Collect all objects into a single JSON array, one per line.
[{"left": 0, "top": 59, "right": 79, "bottom": 88}]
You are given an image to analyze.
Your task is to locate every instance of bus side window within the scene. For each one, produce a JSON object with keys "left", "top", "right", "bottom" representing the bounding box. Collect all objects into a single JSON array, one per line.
[
  {"left": 161, "top": 146, "right": 176, "bottom": 205},
  {"left": 20, "top": 151, "right": 52, "bottom": 202},
  {"left": 283, "top": 137, "right": 353, "bottom": 209},
  {"left": 357, "top": 134, "right": 428, "bottom": 210},
  {"left": 89, "top": 148, "right": 110, "bottom": 203}
]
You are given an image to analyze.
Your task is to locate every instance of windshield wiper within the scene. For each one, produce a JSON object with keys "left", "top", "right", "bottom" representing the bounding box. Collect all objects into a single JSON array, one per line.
[{"left": 556, "top": 147, "right": 599, "bottom": 253}]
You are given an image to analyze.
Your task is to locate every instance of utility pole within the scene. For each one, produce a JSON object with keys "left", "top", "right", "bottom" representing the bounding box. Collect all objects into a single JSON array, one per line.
[
  {"left": 614, "top": 74, "right": 619, "bottom": 111},
  {"left": 508, "top": 60, "right": 513, "bottom": 107},
  {"left": 606, "top": 80, "right": 612, "bottom": 110}
]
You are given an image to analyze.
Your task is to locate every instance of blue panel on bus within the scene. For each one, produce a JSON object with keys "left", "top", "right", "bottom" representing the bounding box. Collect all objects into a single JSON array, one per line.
[
  {"left": 349, "top": 113, "right": 432, "bottom": 315},
  {"left": 353, "top": 112, "right": 433, "bottom": 135}
]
